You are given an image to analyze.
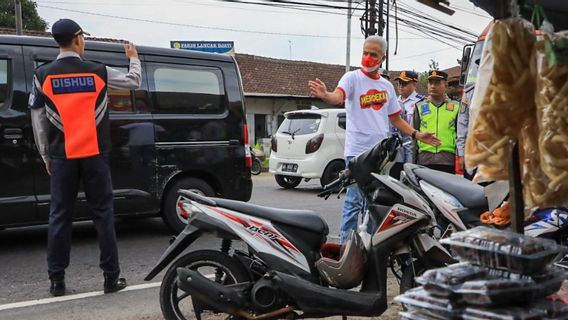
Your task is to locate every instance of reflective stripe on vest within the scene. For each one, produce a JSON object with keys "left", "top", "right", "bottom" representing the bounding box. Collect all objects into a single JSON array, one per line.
[
  {"left": 417, "top": 100, "right": 458, "bottom": 154},
  {"left": 42, "top": 73, "right": 106, "bottom": 159}
]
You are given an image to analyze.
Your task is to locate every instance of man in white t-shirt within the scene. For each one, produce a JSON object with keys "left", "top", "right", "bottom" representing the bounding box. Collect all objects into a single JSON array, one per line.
[{"left": 308, "top": 35, "right": 440, "bottom": 243}]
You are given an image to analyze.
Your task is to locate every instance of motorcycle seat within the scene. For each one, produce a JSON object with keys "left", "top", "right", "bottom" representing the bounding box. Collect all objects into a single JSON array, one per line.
[
  {"left": 413, "top": 167, "right": 487, "bottom": 209},
  {"left": 212, "top": 197, "right": 329, "bottom": 235}
]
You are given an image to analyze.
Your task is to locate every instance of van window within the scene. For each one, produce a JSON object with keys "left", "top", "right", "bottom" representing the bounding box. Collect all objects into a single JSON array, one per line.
[
  {"left": 278, "top": 114, "right": 321, "bottom": 136},
  {"left": 107, "top": 66, "right": 133, "bottom": 113},
  {"left": 148, "top": 64, "right": 225, "bottom": 114},
  {"left": 0, "top": 60, "right": 8, "bottom": 108}
]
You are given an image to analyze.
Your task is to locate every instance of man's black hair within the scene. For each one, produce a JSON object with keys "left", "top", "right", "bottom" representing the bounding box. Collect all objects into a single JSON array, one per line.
[{"left": 54, "top": 36, "right": 74, "bottom": 49}]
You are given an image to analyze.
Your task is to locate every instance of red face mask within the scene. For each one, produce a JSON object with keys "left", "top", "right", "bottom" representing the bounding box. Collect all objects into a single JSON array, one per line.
[{"left": 361, "top": 55, "right": 380, "bottom": 72}]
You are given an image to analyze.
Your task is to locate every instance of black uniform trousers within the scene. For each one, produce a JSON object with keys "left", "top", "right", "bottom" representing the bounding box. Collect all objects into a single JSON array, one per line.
[{"left": 47, "top": 154, "right": 120, "bottom": 279}]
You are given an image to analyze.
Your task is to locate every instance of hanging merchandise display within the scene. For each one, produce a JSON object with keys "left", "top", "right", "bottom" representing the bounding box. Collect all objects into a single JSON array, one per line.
[
  {"left": 465, "top": 18, "right": 537, "bottom": 181},
  {"left": 534, "top": 31, "right": 568, "bottom": 207},
  {"left": 396, "top": 227, "right": 568, "bottom": 319}
]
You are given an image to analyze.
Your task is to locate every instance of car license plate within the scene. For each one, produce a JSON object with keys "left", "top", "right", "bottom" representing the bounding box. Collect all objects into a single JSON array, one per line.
[{"left": 282, "top": 163, "right": 298, "bottom": 172}]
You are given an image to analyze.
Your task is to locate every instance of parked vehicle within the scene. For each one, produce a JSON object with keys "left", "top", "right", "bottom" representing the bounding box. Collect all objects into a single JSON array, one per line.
[
  {"left": 402, "top": 164, "right": 568, "bottom": 243},
  {"left": 401, "top": 163, "right": 488, "bottom": 237},
  {"left": 0, "top": 35, "right": 252, "bottom": 234},
  {"left": 269, "top": 108, "right": 346, "bottom": 189},
  {"left": 145, "top": 135, "right": 453, "bottom": 320},
  {"left": 250, "top": 147, "right": 262, "bottom": 175}
]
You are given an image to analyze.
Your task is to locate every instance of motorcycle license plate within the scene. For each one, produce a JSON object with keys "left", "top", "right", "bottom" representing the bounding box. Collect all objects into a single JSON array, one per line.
[{"left": 282, "top": 163, "right": 298, "bottom": 172}]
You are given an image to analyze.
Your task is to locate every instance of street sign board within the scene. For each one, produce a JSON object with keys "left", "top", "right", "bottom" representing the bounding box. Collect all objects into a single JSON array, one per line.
[{"left": 170, "top": 41, "right": 235, "bottom": 55}]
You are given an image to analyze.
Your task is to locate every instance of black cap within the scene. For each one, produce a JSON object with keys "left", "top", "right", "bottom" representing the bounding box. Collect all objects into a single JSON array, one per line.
[
  {"left": 427, "top": 70, "right": 448, "bottom": 81},
  {"left": 395, "top": 70, "right": 418, "bottom": 82},
  {"left": 51, "top": 19, "right": 90, "bottom": 41}
]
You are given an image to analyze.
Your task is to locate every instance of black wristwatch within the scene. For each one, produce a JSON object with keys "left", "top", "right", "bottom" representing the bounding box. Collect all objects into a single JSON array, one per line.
[{"left": 411, "top": 130, "right": 418, "bottom": 140}]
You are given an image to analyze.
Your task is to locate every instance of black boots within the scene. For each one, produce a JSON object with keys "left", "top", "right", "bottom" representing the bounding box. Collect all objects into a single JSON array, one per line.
[
  {"left": 103, "top": 273, "right": 127, "bottom": 294},
  {"left": 49, "top": 274, "right": 127, "bottom": 296},
  {"left": 49, "top": 277, "right": 66, "bottom": 297}
]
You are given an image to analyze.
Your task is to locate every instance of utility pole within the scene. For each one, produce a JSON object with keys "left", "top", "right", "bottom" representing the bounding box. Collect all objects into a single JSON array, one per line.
[
  {"left": 368, "top": 0, "right": 377, "bottom": 36},
  {"left": 15, "top": 0, "right": 23, "bottom": 35},
  {"left": 345, "top": 0, "right": 352, "bottom": 73},
  {"left": 385, "top": 0, "right": 390, "bottom": 70}
]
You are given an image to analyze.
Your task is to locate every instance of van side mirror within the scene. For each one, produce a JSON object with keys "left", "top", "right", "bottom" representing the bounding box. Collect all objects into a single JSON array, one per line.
[{"left": 459, "top": 45, "right": 473, "bottom": 86}]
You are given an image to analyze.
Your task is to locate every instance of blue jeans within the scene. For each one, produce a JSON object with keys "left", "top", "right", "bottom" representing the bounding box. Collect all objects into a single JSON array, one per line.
[{"left": 339, "top": 157, "right": 367, "bottom": 244}]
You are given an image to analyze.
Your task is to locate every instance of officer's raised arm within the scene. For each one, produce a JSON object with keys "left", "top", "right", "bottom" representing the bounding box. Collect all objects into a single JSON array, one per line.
[{"left": 106, "top": 42, "right": 141, "bottom": 90}]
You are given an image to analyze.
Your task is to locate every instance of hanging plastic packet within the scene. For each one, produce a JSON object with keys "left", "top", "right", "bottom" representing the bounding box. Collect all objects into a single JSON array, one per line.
[
  {"left": 534, "top": 30, "right": 568, "bottom": 208},
  {"left": 465, "top": 18, "right": 538, "bottom": 180}
]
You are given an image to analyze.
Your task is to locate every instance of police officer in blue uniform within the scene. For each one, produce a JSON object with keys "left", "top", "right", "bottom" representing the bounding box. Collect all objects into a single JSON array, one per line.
[
  {"left": 389, "top": 70, "right": 422, "bottom": 179},
  {"left": 29, "top": 19, "right": 142, "bottom": 296}
]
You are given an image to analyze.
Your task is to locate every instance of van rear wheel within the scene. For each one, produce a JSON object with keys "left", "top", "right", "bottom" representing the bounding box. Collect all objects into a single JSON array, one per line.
[
  {"left": 164, "top": 178, "right": 215, "bottom": 234},
  {"left": 275, "top": 175, "right": 301, "bottom": 189}
]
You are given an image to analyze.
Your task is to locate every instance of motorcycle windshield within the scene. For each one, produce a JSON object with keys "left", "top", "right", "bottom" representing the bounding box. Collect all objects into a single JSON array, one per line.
[{"left": 348, "top": 139, "right": 389, "bottom": 188}]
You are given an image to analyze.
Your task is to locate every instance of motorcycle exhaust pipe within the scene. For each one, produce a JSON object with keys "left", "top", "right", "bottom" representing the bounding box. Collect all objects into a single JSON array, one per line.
[
  {"left": 176, "top": 268, "right": 249, "bottom": 314},
  {"left": 176, "top": 268, "right": 297, "bottom": 320}
]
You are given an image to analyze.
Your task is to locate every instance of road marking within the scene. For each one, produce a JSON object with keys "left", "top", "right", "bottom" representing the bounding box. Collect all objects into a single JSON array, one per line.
[{"left": 0, "top": 274, "right": 215, "bottom": 312}]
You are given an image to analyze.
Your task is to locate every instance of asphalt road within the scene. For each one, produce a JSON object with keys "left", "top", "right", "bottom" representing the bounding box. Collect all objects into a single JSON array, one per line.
[{"left": 0, "top": 174, "right": 401, "bottom": 320}]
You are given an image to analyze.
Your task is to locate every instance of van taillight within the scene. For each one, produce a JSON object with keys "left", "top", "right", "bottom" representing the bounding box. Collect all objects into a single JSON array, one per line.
[
  {"left": 305, "top": 134, "right": 324, "bottom": 154},
  {"left": 244, "top": 124, "right": 252, "bottom": 168},
  {"left": 271, "top": 135, "right": 277, "bottom": 153}
]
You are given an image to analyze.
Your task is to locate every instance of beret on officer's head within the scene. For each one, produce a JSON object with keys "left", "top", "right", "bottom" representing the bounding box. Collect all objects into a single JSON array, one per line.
[
  {"left": 427, "top": 70, "right": 448, "bottom": 81},
  {"left": 395, "top": 70, "right": 419, "bottom": 82},
  {"left": 51, "top": 19, "right": 90, "bottom": 42}
]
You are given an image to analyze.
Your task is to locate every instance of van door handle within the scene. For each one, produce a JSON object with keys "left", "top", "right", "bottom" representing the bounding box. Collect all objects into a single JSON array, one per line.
[
  {"left": 3, "top": 128, "right": 23, "bottom": 140},
  {"left": 229, "top": 139, "right": 240, "bottom": 145}
]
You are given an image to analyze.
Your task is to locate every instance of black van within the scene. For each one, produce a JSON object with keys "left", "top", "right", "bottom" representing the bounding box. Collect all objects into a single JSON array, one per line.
[{"left": 0, "top": 35, "right": 252, "bottom": 234}]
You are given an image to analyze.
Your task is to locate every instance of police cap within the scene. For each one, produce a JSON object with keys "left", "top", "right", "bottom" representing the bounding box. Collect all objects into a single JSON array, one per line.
[
  {"left": 395, "top": 70, "right": 418, "bottom": 82},
  {"left": 427, "top": 70, "right": 448, "bottom": 81}
]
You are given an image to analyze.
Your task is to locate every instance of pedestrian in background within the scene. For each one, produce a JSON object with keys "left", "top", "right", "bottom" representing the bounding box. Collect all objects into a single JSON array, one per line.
[
  {"left": 457, "top": 85, "right": 475, "bottom": 179},
  {"left": 29, "top": 18, "right": 142, "bottom": 296},
  {"left": 389, "top": 70, "right": 422, "bottom": 179},
  {"left": 413, "top": 70, "right": 459, "bottom": 174},
  {"left": 308, "top": 36, "right": 440, "bottom": 243}
]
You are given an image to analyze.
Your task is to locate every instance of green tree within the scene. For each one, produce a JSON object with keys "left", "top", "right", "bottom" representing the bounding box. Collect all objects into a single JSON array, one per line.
[
  {"left": 0, "top": 0, "right": 48, "bottom": 31},
  {"left": 428, "top": 59, "right": 440, "bottom": 71}
]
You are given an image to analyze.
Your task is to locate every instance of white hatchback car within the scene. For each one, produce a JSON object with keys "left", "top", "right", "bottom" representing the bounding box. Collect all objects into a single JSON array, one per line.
[{"left": 269, "top": 109, "right": 346, "bottom": 189}]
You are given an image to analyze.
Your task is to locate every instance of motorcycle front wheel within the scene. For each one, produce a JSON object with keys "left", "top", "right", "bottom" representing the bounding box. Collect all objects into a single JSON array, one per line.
[
  {"left": 399, "top": 262, "right": 425, "bottom": 295},
  {"left": 160, "top": 250, "right": 250, "bottom": 320}
]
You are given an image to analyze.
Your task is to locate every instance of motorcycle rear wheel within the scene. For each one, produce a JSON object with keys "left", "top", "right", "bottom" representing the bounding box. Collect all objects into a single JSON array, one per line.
[
  {"left": 251, "top": 159, "right": 262, "bottom": 175},
  {"left": 160, "top": 250, "right": 250, "bottom": 320}
]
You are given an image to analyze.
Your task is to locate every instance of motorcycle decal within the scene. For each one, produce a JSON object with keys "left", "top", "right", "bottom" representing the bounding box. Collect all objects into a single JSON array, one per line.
[
  {"left": 372, "top": 204, "right": 426, "bottom": 246},
  {"left": 202, "top": 206, "right": 309, "bottom": 272},
  {"left": 377, "top": 206, "right": 418, "bottom": 233},
  {"left": 525, "top": 209, "right": 568, "bottom": 238},
  {"left": 419, "top": 180, "right": 467, "bottom": 230}
]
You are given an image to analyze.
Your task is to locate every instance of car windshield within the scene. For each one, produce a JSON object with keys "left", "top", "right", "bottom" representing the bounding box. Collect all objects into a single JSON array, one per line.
[{"left": 278, "top": 114, "right": 321, "bottom": 136}]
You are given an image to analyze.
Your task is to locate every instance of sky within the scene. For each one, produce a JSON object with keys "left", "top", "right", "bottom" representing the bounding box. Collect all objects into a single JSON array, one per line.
[{"left": 34, "top": 0, "right": 492, "bottom": 72}]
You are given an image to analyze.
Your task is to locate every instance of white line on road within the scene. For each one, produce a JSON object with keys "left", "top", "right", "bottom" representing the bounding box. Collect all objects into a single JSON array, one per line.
[
  {"left": 0, "top": 282, "right": 161, "bottom": 312},
  {"left": 0, "top": 274, "right": 214, "bottom": 312}
]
